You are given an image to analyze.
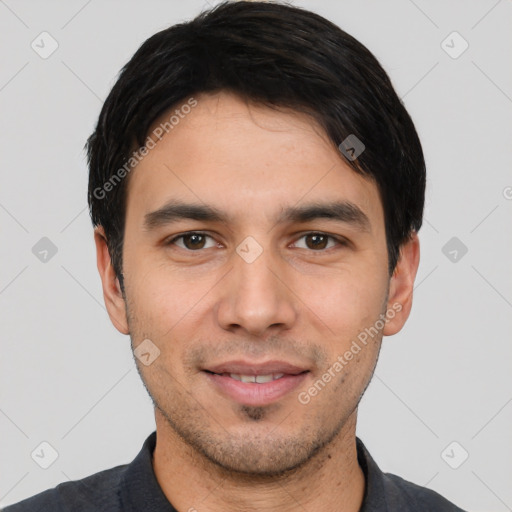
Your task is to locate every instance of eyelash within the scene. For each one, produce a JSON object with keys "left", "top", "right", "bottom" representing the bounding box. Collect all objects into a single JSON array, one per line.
[{"left": 165, "top": 231, "right": 348, "bottom": 253}]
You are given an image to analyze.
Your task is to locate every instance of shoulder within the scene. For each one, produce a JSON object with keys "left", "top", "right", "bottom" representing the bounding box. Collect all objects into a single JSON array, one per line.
[
  {"left": 356, "top": 437, "right": 467, "bottom": 511},
  {"left": 2, "top": 463, "right": 128, "bottom": 512},
  {"left": 381, "top": 471, "right": 467, "bottom": 511}
]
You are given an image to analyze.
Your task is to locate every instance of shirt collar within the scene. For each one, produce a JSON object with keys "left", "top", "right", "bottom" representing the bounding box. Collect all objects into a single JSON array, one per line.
[
  {"left": 120, "top": 432, "right": 176, "bottom": 512},
  {"left": 357, "top": 437, "right": 389, "bottom": 511},
  {"left": 120, "top": 432, "right": 388, "bottom": 511}
]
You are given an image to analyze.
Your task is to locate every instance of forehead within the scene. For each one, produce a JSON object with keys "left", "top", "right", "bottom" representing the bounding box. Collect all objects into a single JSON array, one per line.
[{"left": 125, "top": 91, "right": 383, "bottom": 228}]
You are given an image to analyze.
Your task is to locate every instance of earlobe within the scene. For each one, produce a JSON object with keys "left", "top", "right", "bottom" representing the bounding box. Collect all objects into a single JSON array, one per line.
[
  {"left": 383, "top": 233, "right": 420, "bottom": 336},
  {"left": 94, "top": 226, "right": 130, "bottom": 335}
]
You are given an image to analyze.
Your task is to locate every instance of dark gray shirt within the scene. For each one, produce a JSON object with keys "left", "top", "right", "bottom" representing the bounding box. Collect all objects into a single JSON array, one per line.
[{"left": 3, "top": 432, "right": 466, "bottom": 511}]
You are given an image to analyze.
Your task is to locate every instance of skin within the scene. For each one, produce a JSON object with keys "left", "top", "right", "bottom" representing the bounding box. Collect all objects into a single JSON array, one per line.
[{"left": 95, "top": 91, "right": 420, "bottom": 512}]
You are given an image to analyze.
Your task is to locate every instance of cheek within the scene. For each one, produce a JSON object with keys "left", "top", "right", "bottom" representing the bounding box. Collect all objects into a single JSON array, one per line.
[
  {"left": 292, "top": 267, "right": 388, "bottom": 340},
  {"left": 125, "top": 259, "right": 219, "bottom": 347}
]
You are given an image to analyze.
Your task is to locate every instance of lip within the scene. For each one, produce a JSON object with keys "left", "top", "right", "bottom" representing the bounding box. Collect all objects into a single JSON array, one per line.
[
  {"left": 204, "top": 360, "right": 309, "bottom": 376},
  {"left": 202, "top": 360, "right": 310, "bottom": 406}
]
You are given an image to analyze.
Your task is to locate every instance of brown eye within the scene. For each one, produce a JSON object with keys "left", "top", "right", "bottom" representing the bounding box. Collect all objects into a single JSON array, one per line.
[
  {"left": 182, "top": 234, "right": 206, "bottom": 250},
  {"left": 169, "top": 232, "right": 216, "bottom": 251},
  {"left": 304, "top": 233, "right": 329, "bottom": 250},
  {"left": 292, "top": 232, "right": 343, "bottom": 251}
]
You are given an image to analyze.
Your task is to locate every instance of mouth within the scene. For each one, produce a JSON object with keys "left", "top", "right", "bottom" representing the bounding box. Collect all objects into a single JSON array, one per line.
[
  {"left": 202, "top": 360, "right": 310, "bottom": 406},
  {"left": 204, "top": 371, "right": 289, "bottom": 383}
]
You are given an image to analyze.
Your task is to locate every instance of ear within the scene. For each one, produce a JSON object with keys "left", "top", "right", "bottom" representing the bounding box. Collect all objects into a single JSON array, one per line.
[
  {"left": 94, "top": 226, "right": 129, "bottom": 335},
  {"left": 383, "top": 232, "right": 420, "bottom": 336}
]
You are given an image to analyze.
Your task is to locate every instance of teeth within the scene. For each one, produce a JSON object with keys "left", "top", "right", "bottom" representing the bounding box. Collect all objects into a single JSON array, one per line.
[
  {"left": 255, "top": 374, "right": 273, "bottom": 383},
  {"left": 228, "top": 373, "right": 286, "bottom": 383}
]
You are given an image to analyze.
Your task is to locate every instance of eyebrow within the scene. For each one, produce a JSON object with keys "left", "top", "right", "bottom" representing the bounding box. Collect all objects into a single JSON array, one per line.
[
  {"left": 143, "top": 199, "right": 371, "bottom": 233},
  {"left": 275, "top": 200, "right": 370, "bottom": 232}
]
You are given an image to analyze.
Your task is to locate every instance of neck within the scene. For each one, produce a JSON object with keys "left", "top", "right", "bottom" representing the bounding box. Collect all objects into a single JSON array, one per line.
[{"left": 152, "top": 409, "right": 365, "bottom": 512}]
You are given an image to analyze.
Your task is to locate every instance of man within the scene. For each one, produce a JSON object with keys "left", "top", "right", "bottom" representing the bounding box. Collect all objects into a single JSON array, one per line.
[{"left": 4, "top": 1, "right": 466, "bottom": 511}]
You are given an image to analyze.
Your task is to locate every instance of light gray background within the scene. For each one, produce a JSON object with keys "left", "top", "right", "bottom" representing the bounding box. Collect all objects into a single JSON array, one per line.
[{"left": 1, "top": 1, "right": 511, "bottom": 510}]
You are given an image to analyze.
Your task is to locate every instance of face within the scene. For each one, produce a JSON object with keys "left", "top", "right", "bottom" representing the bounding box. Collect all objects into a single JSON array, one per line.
[{"left": 95, "top": 91, "right": 419, "bottom": 476}]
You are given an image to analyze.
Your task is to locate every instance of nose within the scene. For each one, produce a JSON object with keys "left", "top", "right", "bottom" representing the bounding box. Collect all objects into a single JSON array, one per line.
[{"left": 216, "top": 246, "right": 298, "bottom": 337}]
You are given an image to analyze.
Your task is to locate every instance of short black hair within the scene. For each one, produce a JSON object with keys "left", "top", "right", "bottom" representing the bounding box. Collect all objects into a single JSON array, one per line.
[{"left": 86, "top": 0, "right": 425, "bottom": 290}]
